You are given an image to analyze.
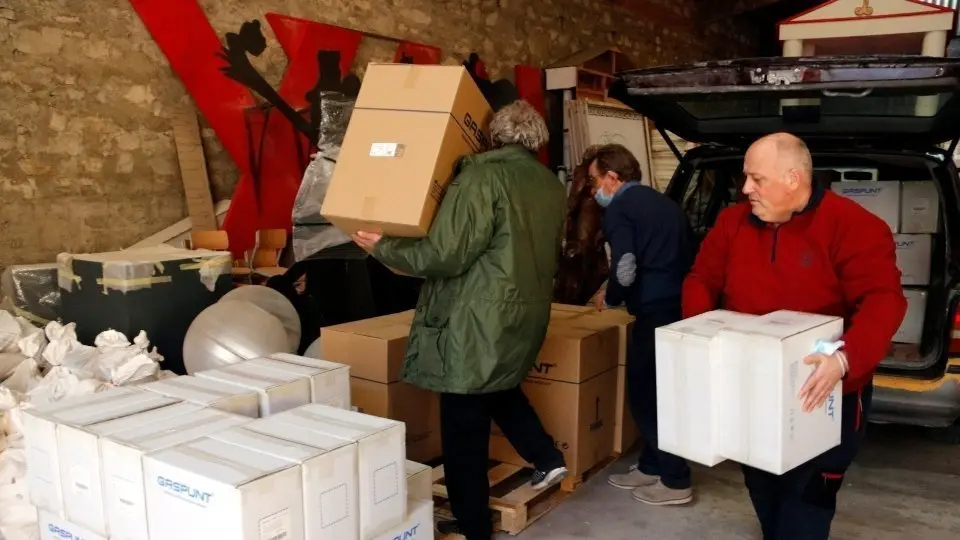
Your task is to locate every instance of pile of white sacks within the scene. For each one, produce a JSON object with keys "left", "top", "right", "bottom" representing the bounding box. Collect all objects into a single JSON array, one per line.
[{"left": 0, "top": 310, "right": 167, "bottom": 540}]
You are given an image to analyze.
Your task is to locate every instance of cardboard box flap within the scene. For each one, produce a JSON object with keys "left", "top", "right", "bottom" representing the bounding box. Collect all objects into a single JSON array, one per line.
[
  {"left": 534, "top": 323, "right": 619, "bottom": 383},
  {"left": 90, "top": 402, "right": 203, "bottom": 435},
  {"left": 149, "top": 437, "right": 294, "bottom": 487},
  {"left": 211, "top": 426, "right": 323, "bottom": 463},
  {"left": 111, "top": 408, "right": 249, "bottom": 452},
  {"left": 658, "top": 310, "right": 758, "bottom": 340},
  {"left": 245, "top": 417, "right": 354, "bottom": 452},
  {"left": 737, "top": 310, "right": 842, "bottom": 339},
  {"left": 356, "top": 64, "right": 483, "bottom": 116}
]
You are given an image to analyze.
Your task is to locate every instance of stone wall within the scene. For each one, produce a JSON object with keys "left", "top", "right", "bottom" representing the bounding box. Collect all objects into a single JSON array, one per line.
[{"left": 0, "top": 0, "right": 757, "bottom": 270}]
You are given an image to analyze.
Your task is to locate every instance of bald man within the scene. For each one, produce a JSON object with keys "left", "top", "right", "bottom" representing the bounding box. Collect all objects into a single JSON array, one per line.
[{"left": 683, "top": 133, "right": 906, "bottom": 539}]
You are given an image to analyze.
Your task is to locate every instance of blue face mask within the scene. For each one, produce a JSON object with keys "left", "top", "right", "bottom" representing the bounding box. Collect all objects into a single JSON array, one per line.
[{"left": 594, "top": 189, "right": 613, "bottom": 208}]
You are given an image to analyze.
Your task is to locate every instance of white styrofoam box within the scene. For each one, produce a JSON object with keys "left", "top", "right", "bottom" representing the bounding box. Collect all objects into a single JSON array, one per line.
[
  {"left": 901, "top": 181, "right": 940, "bottom": 234},
  {"left": 894, "top": 234, "right": 933, "bottom": 286},
  {"left": 895, "top": 289, "right": 928, "bottom": 344},
  {"left": 143, "top": 436, "right": 305, "bottom": 540},
  {"left": 718, "top": 310, "right": 844, "bottom": 475},
  {"left": 140, "top": 375, "right": 261, "bottom": 417},
  {"left": 405, "top": 461, "right": 432, "bottom": 502},
  {"left": 831, "top": 181, "right": 901, "bottom": 232},
  {"left": 60, "top": 402, "right": 200, "bottom": 535},
  {"left": 211, "top": 423, "right": 358, "bottom": 540},
  {"left": 38, "top": 507, "right": 107, "bottom": 540},
  {"left": 370, "top": 499, "right": 433, "bottom": 540},
  {"left": 274, "top": 404, "right": 407, "bottom": 539},
  {"left": 654, "top": 310, "right": 759, "bottom": 467},
  {"left": 22, "top": 387, "right": 177, "bottom": 515},
  {"left": 100, "top": 408, "right": 250, "bottom": 540},
  {"left": 252, "top": 356, "right": 351, "bottom": 409},
  {"left": 196, "top": 361, "right": 312, "bottom": 416}
]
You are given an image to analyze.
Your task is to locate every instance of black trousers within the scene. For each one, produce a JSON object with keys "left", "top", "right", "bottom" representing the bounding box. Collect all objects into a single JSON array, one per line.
[
  {"left": 742, "top": 384, "right": 873, "bottom": 540},
  {"left": 440, "top": 387, "right": 565, "bottom": 540},
  {"left": 627, "top": 301, "right": 692, "bottom": 489}
]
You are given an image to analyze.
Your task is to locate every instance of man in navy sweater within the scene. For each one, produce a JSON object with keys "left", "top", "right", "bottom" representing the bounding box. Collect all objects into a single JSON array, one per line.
[{"left": 588, "top": 144, "right": 696, "bottom": 506}]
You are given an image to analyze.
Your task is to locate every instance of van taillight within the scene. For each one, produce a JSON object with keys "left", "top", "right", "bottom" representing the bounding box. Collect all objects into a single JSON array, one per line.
[{"left": 951, "top": 311, "right": 960, "bottom": 354}]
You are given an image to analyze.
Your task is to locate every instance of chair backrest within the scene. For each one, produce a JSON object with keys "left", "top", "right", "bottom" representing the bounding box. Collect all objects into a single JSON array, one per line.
[
  {"left": 251, "top": 229, "right": 287, "bottom": 268},
  {"left": 190, "top": 230, "right": 230, "bottom": 251}
]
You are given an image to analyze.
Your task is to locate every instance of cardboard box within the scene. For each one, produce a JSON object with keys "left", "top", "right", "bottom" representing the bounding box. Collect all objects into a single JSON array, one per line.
[
  {"left": 718, "top": 311, "right": 844, "bottom": 475},
  {"left": 831, "top": 181, "right": 901, "bottom": 232},
  {"left": 405, "top": 461, "right": 433, "bottom": 502},
  {"left": 351, "top": 377, "right": 442, "bottom": 463},
  {"left": 614, "top": 365, "right": 640, "bottom": 454},
  {"left": 532, "top": 321, "right": 619, "bottom": 383},
  {"left": 140, "top": 374, "right": 261, "bottom": 417},
  {"left": 100, "top": 408, "right": 250, "bottom": 540},
  {"left": 275, "top": 404, "right": 407, "bottom": 538},
  {"left": 900, "top": 181, "right": 940, "bottom": 234},
  {"left": 248, "top": 356, "right": 351, "bottom": 409},
  {"left": 22, "top": 387, "right": 177, "bottom": 515},
  {"left": 585, "top": 309, "right": 635, "bottom": 366},
  {"left": 60, "top": 401, "right": 201, "bottom": 534},
  {"left": 321, "top": 64, "right": 493, "bottom": 237},
  {"left": 143, "top": 436, "right": 305, "bottom": 540},
  {"left": 490, "top": 368, "right": 618, "bottom": 479},
  {"left": 655, "top": 310, "right": 759, "bottom": 466},
  {"left": 211, "top": 424, "right": 359, "bottom": 540},
  {"left": 196, "top": 361, "right": 312, "bottom": 416},
  {"left": 894, "top": 234, "right": 932, "bottom": 286},
  {"left": 370, "top": 499, "right": 434, "bottom": 540},
  {"left": 896, "top": 288, "right": 928, "bottom": 344},
  {"left": 38, "top": 508, "right": 107, "bottom": 540},
  {"left": 320, "top": 315, "right": 411, "bottom": 383},
  {"left": 549, "top": 303, "right": 595, "bottom": 322}
]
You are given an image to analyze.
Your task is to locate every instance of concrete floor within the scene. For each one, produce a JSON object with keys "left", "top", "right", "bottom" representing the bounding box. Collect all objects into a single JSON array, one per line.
[{"left": 512, "top": 425, "right": 960, "bottom": 539}]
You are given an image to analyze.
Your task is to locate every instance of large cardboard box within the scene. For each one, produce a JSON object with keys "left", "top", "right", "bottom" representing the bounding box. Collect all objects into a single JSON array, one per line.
[
  {"left": 896, "top": 288, "right": 928, "bottom": 344},
  {"left": 196, "top": 361, "right": 312, "bottom": 416},
  {"left": 211, "top": 424, "right": 359, "bottom": 540},
  {"left": 101, "top": 408, "right": 250, "bottom": 540},
  {"left": 274, "top": 404, "right": 407, "bottom": 538},
  {"left": 894, "top": 234, "right": 932, "bottom": 286},
  {"left": 655, "top": 310, "right": 759, "bottom": 466},
  {"left": 549, "top": 303, "right": 595, "bottom": 322},
  {"left": 718, "top": 311, "right": 844, "bottom": 475},
  {"left": 321, "top": 64, "right": 493, "bottom": 237},
  {"left": 900, "top": 180, "right": 940, "bottom": 234},
  {"left": 614, "top": 365, "right": 640, "bottom": 454},
  {"left": 530, "top": 320, "right": 619, "bottom": 382},
  {"left": 139, "top": 374, "right": 261, "bottom": 417},
  {"left": 831, "top": 181, "right": 901, "bottom": 232},
  {"left": 248, "top": 356, "right": 351, "bottom": 409},
  {"left": 22, "top": 387, "right": 177, "bottom": 515},
  {"left": 351, "top": 377, "right": 442, "bottom": 463},
  {"left": 143, "top": 436, "right": 305, "bottom": 540}
]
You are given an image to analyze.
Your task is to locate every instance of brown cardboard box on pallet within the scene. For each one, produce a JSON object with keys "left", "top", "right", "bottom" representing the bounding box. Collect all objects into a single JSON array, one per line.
[
  {"left": 490, "top": 314, "right": 620, "bottom": 484},
  {"left": 320, "top": 63, "right": 493, "bottom": 237},
  {"left": 320, "top": 311, "right": 442, "bottom": 462}
]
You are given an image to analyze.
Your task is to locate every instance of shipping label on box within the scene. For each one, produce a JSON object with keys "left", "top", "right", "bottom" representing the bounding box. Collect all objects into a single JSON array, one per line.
[
  {"left": 322, "top": 64, "right": 493, "bottom": 237},
  {"left": 274, "top": 404, "right": 407, "bottom": 538},
  {"left": 718, "top": 310, "right": 844, "bottom": 475},
  {"left": 896, "top": 289, "right": 927, "bottom": 344},
  {"left": 144, "top": 437, "right": 305, "bottom": 540},
  {"left": 655, "top": 310, "right": 759, "bottom": 467},
  {"left": 831, "top": 181, "right": 901, "bottom": 232},
  {"left": 196, "top": 361, "right": 311, "bottom": 416},
  {"left": 900, "top": 181, "right": 940, "bottom": 234},
  {"left": 350, "top": 377, "right": 442, "bottom": 463},
  {"left": 101, "top": 408, "right": 250, "bottom": 540},
  {"left": 491, "top": 368, "right": 618, "bottom": 478},
  {"left": 140, "top": 374, "right": 261, "bottom": 417},
  {"left": 38, "top": 508, "right": 107, "bottom": 540},
  {"left": 248, "top": 357, "right": 351, "bottom": 410},
  {"left": 212, "top": 425, "right": 359, "bottom": 540},
  {"left": 22, "top": 387, "right": 174, "bottom": 516},
  {"left": 894, "top": 234, "right": 932, "bottom": 286},
  {"left": 370, "top": 499, "right": 434, "bottom": 540},
  {"left": 320, "top": 316, "right": 410, "bottom": 383}
]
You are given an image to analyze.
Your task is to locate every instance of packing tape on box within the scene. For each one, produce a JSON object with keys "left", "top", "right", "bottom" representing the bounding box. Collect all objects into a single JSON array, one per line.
[
  {"left": 179, "top": 255, "right": 233, "bottom": 292},
  {"left": 220, "top": 368, "right": 292, "bottom": 387},
  {"left": 56, "top": 254, "right": 80, "bottom": 292},
  {"left": 152, "top": 378, "right": 244, "bottom": 399},
  {"left": 175, "top": 445, "right": 264, "bottom": 476},
  {"left": 11, "top": 305, "right": 50, "bottom": 326},
  {"left": 286, "top": 408, "right": 372, "bottom": 432},
  {"left": 100, "top": 260, "right": 171, "bottom": 293},
  {"left": 402, "top": 66, "right": 421, "bottom": 89},
  {"left": 125, "top": 415, "right": 237, "bottom": 445}
]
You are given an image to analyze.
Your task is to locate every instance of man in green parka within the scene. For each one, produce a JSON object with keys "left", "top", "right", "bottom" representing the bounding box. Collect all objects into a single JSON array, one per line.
[{"left": 352, "top": 100, "right": 567, "bottom": 540}]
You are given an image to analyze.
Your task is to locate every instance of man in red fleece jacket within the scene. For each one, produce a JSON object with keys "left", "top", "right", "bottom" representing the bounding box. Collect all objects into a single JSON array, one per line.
[{"left": 683, "top": 133, "right": 906, "bottom": 539}]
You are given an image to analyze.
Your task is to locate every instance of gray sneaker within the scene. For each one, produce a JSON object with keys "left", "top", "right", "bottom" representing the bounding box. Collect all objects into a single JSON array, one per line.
[
  {"left": 631, "top": 480, "right": 693, "bottom": 506},
  {"left": 607, "top": 465, "right": 659, "bottom": 490}
]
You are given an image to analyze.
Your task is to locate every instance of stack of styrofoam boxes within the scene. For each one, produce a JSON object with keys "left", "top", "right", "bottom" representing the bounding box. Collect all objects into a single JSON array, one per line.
[
  {"left": 656, "top": 310, "right": 845, "bottom": 475},
  {"left": 832, "top": 172, "right": 938, "bottom": 347}
]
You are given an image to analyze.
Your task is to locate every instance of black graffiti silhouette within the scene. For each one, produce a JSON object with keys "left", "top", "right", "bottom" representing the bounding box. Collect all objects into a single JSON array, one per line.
[{"left": 463, "top": 52, "right": 518, "bottom": 112}]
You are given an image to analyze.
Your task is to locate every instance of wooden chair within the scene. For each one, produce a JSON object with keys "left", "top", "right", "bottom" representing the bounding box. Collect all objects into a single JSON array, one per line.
[
  {"left": 249, "top": 228, "right": 288, "bottom": 280},
  {"left": 188, "top": 230, "right": 253, "bottom": 285}
]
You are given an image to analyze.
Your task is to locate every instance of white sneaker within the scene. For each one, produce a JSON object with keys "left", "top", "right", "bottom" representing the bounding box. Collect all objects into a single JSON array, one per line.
[{"left": 531, "top": 466, "right": 568, "bottom": 490}]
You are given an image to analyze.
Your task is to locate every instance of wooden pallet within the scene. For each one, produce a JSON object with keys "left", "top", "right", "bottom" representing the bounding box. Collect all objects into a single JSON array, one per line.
[{"left": 433, "top": 456, "right": 617, "bottom": 538}]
